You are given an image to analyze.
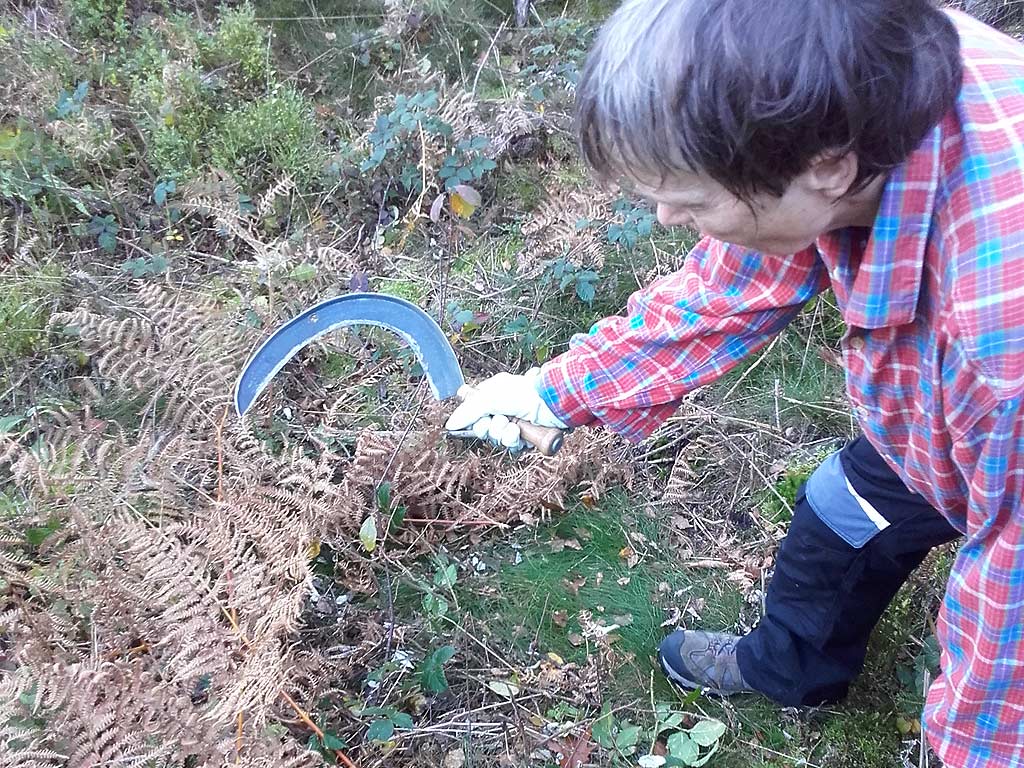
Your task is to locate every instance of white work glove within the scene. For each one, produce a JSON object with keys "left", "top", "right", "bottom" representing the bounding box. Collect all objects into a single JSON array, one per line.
[{"left": 444, "top": 368, "right": 567, "bottom": 451}]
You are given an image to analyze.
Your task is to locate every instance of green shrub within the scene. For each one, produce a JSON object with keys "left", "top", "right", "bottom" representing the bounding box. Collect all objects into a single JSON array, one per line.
[
  {"left": 68, "top": 0, "right": 128, "bottom": 42},
  {"left": 210, "top": 87, "right": 325, "bottom": 186},
  {"left": 202, "top": 4, "right": 271, "bottom": 86}
]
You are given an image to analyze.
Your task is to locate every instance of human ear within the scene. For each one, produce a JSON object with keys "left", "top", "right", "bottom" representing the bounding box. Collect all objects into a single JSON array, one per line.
[{"left": 804, "top": 152, "right": 859, "bottom": 200}]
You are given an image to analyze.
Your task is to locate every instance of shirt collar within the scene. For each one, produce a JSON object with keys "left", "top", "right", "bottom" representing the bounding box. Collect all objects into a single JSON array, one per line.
[{"left": 818, "top": 124, "right": 942, "bottom": 330}]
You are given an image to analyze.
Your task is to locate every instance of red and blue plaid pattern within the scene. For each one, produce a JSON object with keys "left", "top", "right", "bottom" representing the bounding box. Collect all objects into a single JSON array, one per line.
[{"left": 540, "top": 12, "right": 1024, "bottom": 766}]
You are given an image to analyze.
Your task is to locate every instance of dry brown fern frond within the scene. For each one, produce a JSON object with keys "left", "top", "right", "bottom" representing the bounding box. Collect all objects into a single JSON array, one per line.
[
  {"left": 520, "top": 185, "right": 617, "bottom": 273},
  {"left": 347, "top": 425, "right": 488, "bottom": 519},
  {"left": 346, "top": 422, "right": 631, "bottom": 526},
  {"left": 437, "top": 89, "right": 488, "bottom": 144},
  {"left": 51, "top": 285, "right": 254, "bottom": 434},
  {"left": 257, "top": 175, "right": 296, "bottom": 219},
  {"left": 488, "top": 100, "right": 546, "bottom": 158}
]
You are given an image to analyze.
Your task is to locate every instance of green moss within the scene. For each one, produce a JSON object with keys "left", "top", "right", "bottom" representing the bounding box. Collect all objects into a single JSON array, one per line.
[
  {"left": 756, "top": 447, "right": 833, "bottom": 524},
  {"left": 320, "top": 351, "right": 358, "bottom": 381}
]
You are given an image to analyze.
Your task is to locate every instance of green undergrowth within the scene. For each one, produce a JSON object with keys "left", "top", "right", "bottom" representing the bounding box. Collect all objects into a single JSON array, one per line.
[
  {"left": 712, "top": 293, "right": 848, "bottom": 432},
  {"left": 392, "top": 487, "right": 942, "bottom": 766}
]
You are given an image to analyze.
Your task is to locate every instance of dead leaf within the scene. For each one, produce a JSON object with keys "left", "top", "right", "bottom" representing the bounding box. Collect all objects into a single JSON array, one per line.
[
  {"left": 550, "top": 538, "right": 567, "bottom": 553},
  {"left": 563, "top": 538, "right": 582, "bottom": 551},
  {"left": 567, "top": 632, "right": 584, "bottom": 647},
  {"left": 554, "top": 729, "right": 593, "bottom": 768},
  {"left": 574, "top": 527, "right": 593, "bottom": 541},
  {"left": 486, "top": 680, "right": 520, "bottom": 699},
  {"left": 616, "top": 576, "right": 631, "bottom": 586},
  {"left": 430, "top": 192, "right": 446, "bottom": 223},
  {"left": 564, "top": 575, "right": 586, "bottom": 596},
  {"left": 443, "top": 748, "right": 466, "bottom": 768},
  {"left": 551, "top": 609, "right": 569, "bottom": 628},
  {"left": 579, "top": 491, "right": 599, "bottom": 508},
  {"left": 670, "top": 514, "right": 692, "bottom": 531},
  {"left": 619, "top": 545, "right": 641, "bottom": 568}
]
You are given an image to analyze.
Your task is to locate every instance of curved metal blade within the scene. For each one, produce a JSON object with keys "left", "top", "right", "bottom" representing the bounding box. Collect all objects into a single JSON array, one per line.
[{"left": 234, "top": 293, "right": 465, "bottom": 416}]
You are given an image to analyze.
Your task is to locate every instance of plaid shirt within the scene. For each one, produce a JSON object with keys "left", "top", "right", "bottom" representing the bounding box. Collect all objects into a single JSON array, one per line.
[{"left": 539, "top": 13, "right": 1024, "bottom": 767}]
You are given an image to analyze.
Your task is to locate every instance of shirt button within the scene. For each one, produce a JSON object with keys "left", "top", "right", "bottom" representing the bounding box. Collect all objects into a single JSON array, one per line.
[{"left": 849, "top": 337, "right": 865, "bottom": 351}]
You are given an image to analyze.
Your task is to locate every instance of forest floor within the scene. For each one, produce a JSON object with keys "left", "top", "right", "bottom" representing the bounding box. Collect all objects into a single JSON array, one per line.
[{"left": 0, "top": 1, "right": 955, "bottom": 766}]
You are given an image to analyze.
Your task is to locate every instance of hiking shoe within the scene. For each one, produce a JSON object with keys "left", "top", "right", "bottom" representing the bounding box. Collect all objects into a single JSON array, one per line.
[{"left": 658, "top": 629, "right": 754, "bottom": 696}]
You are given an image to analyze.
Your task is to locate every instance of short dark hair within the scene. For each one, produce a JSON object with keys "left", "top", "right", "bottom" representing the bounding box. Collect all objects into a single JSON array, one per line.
[{"left": 576, "top": 0, "right": 963, "bottom": 200}]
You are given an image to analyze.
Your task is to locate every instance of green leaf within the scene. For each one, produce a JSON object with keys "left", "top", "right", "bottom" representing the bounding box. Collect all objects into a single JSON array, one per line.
[
  {"left": 150, "top": 254, "right": 168, "bottom": 274},
  {"left": 366, "top": 719, "right": 394, "bottom": 742},
  {"left": 423, "top": 593, "right": 449, "bottom": 617},
  {"left": 25, "top": 522, "right": 59, "bottom": 547},
  {"left": 98, "top": 230, "right": 117, "bottom": 253},
  {"left": 667, "top": 732, "right": 699, "bottom": 765},
  {"left": 419, "top": 645, "right": 456, "bottom": 693},
  {"left": 688, "top": 719, "right": 726, "bottom": 747},
  {"left": 307, "top": 734, "right": 321, "bottom": 752},
  {"left": 289, "top": 263, "right": 317, "bottom": 283},
  {"left": 375, "top": 482, "right": 392, "bottom": 511},
  {"left": 452, "top": 309, "right": 475, "bottom": 327},
  {"left": 0, "top": 416, "right": 24, "bottom": 434},
  {"left": 614, "top": 724, "right": 643, "bottom": 751},
  {"left": 392, "top": 712, "right": 414, "bottom": 729},
  {"left": 591, "top": 703, "right": 615, "bottom": 748},
  {"left": 321, "top": 731, "right": 347, "bottom": 749},
  {"left": 575, "top": 280, "right": 596, "bottom": 304},
  {"left": 434, "top": 563, "right": 457, "bottom": 588},
  {"left": 657, "top": 712, "right": 685, "bottom": 733},
  {"left": 359, "top": 516, "right": 377, "bottom": 552},
  {"left": 691, "top": 742, "right": 721, "bottom": 767}
]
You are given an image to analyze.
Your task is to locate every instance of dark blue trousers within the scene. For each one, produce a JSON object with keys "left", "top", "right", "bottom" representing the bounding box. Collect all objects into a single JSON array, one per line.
[{"left": 736, "top": 436, "right": 960, "bottom": 707}]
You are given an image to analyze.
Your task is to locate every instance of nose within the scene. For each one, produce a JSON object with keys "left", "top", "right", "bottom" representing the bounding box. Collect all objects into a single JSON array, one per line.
[{"left": 657, "top": 203, "right": 693, "bottom": 228}]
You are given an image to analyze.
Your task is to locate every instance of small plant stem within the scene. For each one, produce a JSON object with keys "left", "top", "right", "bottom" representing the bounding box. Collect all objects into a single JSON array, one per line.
[
  {"left": 279, "top": 690, "right": 359, "bottom": 768},
  {"left": 215, "top": 407, "right": 227, "bottom": 502},
  {"left": 648, "top": 669, "right": 658, "bottom": 754},
  {"left": 235, "top": 710, "right": 244, "bottom": 762},
  {"left": 398, "top": 121, "right": 430, "bottom": 249}
]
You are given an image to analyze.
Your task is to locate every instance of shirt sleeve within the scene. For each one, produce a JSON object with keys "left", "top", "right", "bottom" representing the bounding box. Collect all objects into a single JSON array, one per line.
[
  {"left": 923, "top": 396, "right": 1024, "bottom": 767},
  {"left": 537, "top": 237, "right": 830, "bottom": 441}
]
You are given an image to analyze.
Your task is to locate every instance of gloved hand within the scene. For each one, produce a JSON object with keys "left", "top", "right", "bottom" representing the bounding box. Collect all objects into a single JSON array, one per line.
[{"left": 444, "top": 368, "right": 567, "bottom": 451}]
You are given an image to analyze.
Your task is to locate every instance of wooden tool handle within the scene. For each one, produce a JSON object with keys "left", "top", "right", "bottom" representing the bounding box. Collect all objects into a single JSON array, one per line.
[{"left": 457, "top": 385, "right": 565, "bottom": 457}]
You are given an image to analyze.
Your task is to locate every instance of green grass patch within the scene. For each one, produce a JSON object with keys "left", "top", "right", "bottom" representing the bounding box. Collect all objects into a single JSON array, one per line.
[
  {"left": 451, "top": 490, "right": 745, "bottom": 698},
  {"left": 0, "top": 269, "right": 62, "bottom": 362}
]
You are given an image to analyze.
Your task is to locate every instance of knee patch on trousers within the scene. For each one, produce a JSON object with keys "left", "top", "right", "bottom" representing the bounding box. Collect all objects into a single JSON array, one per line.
[{"left": 805, "top": 452, "right": 891, "bottom": 549}]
